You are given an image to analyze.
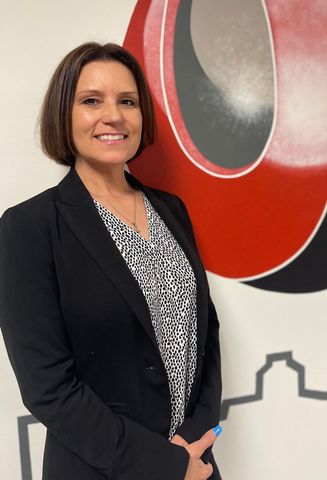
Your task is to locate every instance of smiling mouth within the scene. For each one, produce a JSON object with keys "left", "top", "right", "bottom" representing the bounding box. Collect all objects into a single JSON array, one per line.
[{"left": 95, "top": 134, "right": 127, "bottom": 143}]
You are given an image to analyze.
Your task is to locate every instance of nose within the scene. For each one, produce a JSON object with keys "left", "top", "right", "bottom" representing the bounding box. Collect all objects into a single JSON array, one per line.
[{"left": 100, "top": 102, "right": 124, "bottom": 125}]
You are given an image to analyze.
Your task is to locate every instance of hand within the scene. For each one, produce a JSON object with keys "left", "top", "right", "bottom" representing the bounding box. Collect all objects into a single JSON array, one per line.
[{"left": 171, "top": 429, "right": 217, "bottom": 480}]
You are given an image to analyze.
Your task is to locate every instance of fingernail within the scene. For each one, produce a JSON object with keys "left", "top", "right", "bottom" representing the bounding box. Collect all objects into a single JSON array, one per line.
[{"left": 213, "top": 425, "right": 223, "bottom": 436}]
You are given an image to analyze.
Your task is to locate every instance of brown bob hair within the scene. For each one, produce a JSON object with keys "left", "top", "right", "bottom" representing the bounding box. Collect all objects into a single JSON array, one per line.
[{"left": 40, "top": 42, "right": 156, "bottom": 166}]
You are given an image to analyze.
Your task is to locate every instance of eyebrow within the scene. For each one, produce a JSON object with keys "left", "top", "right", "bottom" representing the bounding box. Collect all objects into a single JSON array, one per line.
[{"left": 76, "top": 89, "right": 139, "bottom": 96}]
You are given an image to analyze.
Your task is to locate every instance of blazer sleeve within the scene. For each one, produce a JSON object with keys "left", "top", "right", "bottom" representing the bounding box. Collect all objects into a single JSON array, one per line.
[
  {"left": 0, "top": 204, "right": 189, "bottom": 480},
  {"left": 167, "top": 196, "right": 222, "bottom": 448}
]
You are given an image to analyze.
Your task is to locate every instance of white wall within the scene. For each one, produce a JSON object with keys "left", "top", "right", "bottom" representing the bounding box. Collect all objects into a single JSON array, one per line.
[
  {"left": 1, "top": 1, "right": 326, "bottom": 480},
  {"left": 0, "top": 0, "right": 136, "bottom": 213}
]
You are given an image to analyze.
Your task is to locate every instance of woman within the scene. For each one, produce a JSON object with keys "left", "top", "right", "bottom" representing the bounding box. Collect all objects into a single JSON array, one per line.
[{"left": 0, "top": 42, "right": 222, "bottom": 480}]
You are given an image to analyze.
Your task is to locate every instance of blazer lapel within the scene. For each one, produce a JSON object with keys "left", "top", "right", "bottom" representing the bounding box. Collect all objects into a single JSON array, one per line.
[{"left": 56, "top": 169, "right": 160, "bottom": 354}]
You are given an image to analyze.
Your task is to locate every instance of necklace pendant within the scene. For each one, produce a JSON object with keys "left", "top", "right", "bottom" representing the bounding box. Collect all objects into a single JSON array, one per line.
[{"left": 132, "top": 222, "right": 140, "bottom": 233}]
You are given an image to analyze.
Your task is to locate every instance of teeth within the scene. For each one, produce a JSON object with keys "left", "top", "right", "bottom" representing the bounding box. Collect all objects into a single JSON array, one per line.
[{"left": 97, "top": 134, "right": 125, "bottom": 141}]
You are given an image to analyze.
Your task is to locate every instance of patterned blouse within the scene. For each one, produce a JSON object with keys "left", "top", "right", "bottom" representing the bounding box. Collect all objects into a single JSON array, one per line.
[{"left": 94, "top": 193, "right": 197, "bottom": 439}]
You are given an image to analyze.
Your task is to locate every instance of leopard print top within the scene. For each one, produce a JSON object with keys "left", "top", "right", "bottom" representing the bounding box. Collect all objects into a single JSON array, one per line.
[{"left": 94, "top": 193, "right": 197, "bottom": 439}]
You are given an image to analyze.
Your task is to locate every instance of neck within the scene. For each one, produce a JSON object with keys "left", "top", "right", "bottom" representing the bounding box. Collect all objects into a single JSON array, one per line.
[{"left": 75, "top": 159, "right": 133, "bottom": 197}]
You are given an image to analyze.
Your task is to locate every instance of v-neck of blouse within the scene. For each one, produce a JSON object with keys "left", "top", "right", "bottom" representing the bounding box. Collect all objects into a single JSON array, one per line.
[{"left": 93, "top": 192, "right": 151, "bottom": 243}]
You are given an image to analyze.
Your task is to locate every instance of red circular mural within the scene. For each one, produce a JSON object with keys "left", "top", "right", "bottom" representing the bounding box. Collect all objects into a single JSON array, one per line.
[{"left": 124, "top": 0, "right": 327, "bottom": 280}]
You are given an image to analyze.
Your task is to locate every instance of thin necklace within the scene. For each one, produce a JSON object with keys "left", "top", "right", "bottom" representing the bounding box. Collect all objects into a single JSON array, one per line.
[{"left": 92, "top": 189, "right": 140, "bottom": 233}]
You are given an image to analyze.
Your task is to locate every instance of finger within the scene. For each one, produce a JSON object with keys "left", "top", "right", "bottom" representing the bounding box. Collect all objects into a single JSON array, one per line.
[
  {"left": 198, "top": 461, "right": 213, "bottom": 480},
  {"left": 205, "top": 462, "right": 213, "bottom": 478},
  {"left": 170, "top": 434, "right": 189, "bottom": 447},
  {"left": 188, "top": 426, "right": 221, "bottom": 457}
]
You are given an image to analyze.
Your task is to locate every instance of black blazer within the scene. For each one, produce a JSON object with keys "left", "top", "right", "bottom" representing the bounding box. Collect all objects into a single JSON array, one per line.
[{"left": 0, "top": 168, "right": 221, "bottom": 480}]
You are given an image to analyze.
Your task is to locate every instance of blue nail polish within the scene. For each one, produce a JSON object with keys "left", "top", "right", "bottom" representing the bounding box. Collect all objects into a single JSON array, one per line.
[{"left": 213, "top": 425, "right": 223, "bottom": 436}]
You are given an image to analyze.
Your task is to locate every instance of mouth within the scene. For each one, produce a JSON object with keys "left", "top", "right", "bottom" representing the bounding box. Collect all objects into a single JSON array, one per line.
[{"left": 95, "top": 133, "right": 127, "bottom": 143}]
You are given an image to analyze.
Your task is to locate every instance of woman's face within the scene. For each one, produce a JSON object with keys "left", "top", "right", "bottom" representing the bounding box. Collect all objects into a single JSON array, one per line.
[{"left": 72, "top": 60, "right": 143, "bottom": 169}]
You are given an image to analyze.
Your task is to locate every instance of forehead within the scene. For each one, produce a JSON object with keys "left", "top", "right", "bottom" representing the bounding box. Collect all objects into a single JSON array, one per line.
[{"left": 76, "top": 60, "right": 138, "bottom": 92}]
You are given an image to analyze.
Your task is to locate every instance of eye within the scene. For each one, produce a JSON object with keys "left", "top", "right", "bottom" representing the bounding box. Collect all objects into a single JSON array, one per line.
[
  {"left": 121, "top": 98, "right": 136, "bottom": 106},
  {"left": 82, "top": 98, "right": 99, "bottom": 106}
]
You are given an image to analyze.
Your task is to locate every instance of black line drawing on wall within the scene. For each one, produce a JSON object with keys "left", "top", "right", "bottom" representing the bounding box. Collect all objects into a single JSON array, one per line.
[
  {"left": 17, "top": 415, "right": 39, "bottom": 480},
  {"left": 17, "top": 351, "right": 326, "bottom": 479},
  {"left": 220, "top": 351, "right": 327, "bottom": 420}
]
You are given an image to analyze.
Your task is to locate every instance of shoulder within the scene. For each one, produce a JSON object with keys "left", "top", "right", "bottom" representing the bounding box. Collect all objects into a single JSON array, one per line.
[
  {"left": 147, "top": 186, "right": 185, "bottom": 209},
  {"left": 127, "top": 171, "right": 190, "bottom": 220},
  {"left": 127, "top": 172, "right": 182, "bottom": 205},
  {"left": 0, "top": 186, "right": 58, "bottom": 241},
  {"left": 144, "top": 185, "right": 195, "bottom": 237},
  {"left": 2, "top": 185, "right": 57, "bottom": 215}
]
